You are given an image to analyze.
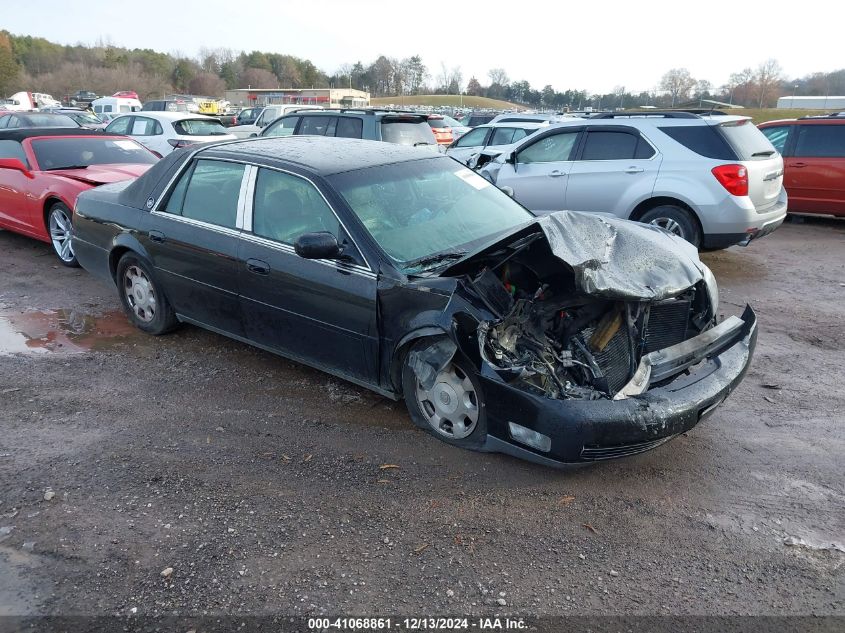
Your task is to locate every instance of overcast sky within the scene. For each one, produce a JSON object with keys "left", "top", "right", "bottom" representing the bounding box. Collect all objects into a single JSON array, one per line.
[{"left": 5, "top": 0, "right": 840, "bottom": 94}]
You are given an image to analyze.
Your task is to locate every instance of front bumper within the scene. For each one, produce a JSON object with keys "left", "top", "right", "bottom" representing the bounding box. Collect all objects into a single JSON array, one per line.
[{"left": 478, "top": 305, "right": 758, "bottom": 465}]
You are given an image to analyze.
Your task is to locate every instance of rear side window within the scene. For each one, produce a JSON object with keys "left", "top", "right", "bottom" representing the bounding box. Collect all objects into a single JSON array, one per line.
[
  {"left": 717, "top": 120, "right": 777, "bottom": 160},
  {"left": 794, "top": 125, "right": 845, "bottom": 157},
  {"left": 659, "top": 125, "right": 737, "bottom": 160},
  {"left": 580, "top": 131, "right": 653, "bottom": 160},
  {"left": 380, "top": 120, "right": 437, "bottom": 146},
  {"left": 163, "top": 159, "right": 245, "bottom": 228},
  {"left": 335, "top": 117, "right": 363, "bottom": 139},
  {"left": 299, "top": 116, "right": 333, "bottom": 136},
  {"left": 106, "top": 116, "right": 132, "bottom": 135},
  {"left": 131, "top": 117, "right": 161, "bottom": 136},
  {"left": 759, "top": 126, "right": 791, "bottom": 154}
]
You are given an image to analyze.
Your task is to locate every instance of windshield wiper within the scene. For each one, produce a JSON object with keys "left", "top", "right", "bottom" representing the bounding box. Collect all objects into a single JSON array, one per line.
[
  {"left": 46, "top": 164, "right": 90, "bottom": 170},
  {"left": 404, "top": 250, "right": 467, "bottom": 272},
  {"left": 751, "top": 150, "right": 775, "bottom": 157}
]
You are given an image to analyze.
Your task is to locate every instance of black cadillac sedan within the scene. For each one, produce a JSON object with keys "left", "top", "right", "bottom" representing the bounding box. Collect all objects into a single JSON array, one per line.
[{"left": 72, "top": 136, "right": 757, "bottom": 465}]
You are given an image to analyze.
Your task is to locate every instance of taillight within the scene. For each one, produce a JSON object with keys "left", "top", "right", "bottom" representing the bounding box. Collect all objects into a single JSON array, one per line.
[{"left": 711, "top": 164, "right": 748, "bottom": 197}]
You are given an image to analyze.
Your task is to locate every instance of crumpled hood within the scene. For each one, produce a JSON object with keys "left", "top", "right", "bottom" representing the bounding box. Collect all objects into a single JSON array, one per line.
[
  {"left": 47, "top": 163, "right": 152, "bottom": 186},
  {"left": 441, "top": 210, "right": 704, "bottom": 301}
]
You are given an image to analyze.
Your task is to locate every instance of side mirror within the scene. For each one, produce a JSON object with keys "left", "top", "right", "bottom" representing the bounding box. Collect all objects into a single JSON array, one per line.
[
  {"left": 0, "top": 158, "right": 34, "bottom": 179},
  {"left": 505, "top": 151, "right": 516, "bottom": 164},
  {"left": 294, "top": 232, "right": 342, "bottom": 260}
]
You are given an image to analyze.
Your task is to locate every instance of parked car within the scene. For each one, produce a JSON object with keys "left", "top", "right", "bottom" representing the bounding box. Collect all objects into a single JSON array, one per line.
[
  {"left": 91, "top": 96, "right": 143, "bottom": 116},
  {"left": 0, "top": 128, "right": 157, "bottom": 265},
  {"left": 488, "top": 112, "right": 577, "bottom": 124},
  {"left": 427, "top": 114, "right": 470, "bottom": 145},
  {"left": 72, "top": 135, "right": 756, "bottom": 465},
  {"left": 0, "top": 112, "right": 80, "bottom": 129},
  {"left": 758, "top": 114, "right": 845, "bottom": 217},
  {"left": 104, "top": 112, "right": 236, "bottom": 155},
  {"left": 228, "top": 104, "right": 324, "bottom": 139},
  {"left": 68, "top": 90, "right": 99, "bottom": 106},
  {"left": 233, "top": 106, "right": 264, "bottom": 127},
  {"left": 113, "top": 91, "right": 140, "bottom": 100},
  {"left": 260, "top": 109, "right": 438, "bottom": 147},
  {"left": 43, "top": 108, "right": 107, "bottom": 130},
  {"left": 477, "top": 112, "right": 787, "bottom": 249},
  {"left": 446, "top": 121, "right": 547, "bottom": 164},
  {"left": 141, "top": 100, "right": 190, "bottom": 113}
]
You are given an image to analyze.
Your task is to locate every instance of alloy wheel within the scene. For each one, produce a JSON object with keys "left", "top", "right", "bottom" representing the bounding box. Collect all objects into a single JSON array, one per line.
[
  {"left": 649, "top": 217, "right": 685, "bottom": 238},
  {"left": 123, "top": 265, "right": 157, "bottom": 323},
  {"left": 49, "top": 207, "right": 75, "bottom": 263}
]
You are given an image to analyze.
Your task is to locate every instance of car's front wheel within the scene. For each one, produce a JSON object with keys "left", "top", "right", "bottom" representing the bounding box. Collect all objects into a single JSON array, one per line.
[
  {"left": 48, "top": 202, "right": 79, "bottom": 267},
  {"left": 115, "top": 253, "right": 178, "bottom": 335},
  {"left": 402, "top": 341, "right": 487, "bottom": 449},
  {"left": 639, "top": 205, "right": 701, "bottom": 247}
]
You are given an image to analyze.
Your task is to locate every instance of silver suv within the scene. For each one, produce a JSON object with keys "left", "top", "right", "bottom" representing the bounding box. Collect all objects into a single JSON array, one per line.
[{"left": 478, "top": 112, "right": 787, "bottom": 248}]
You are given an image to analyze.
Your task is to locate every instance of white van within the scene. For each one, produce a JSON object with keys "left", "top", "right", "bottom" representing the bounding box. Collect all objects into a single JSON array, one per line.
[
  {"left": 228, "top": 104, "right": 323, "bottom": 138},
  {"left": 91, "top": 96, "right": 142, "bottom": 116}
]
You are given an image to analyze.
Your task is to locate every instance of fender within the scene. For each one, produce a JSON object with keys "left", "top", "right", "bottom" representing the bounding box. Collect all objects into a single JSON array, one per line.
[{"left": 109, "top": 231, "right": 153, "bottom": 279}]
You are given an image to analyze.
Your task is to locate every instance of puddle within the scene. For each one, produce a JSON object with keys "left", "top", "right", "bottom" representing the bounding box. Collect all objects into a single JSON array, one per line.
[{"left": 0, "top": 308, "right": 137, "bottom": 356}]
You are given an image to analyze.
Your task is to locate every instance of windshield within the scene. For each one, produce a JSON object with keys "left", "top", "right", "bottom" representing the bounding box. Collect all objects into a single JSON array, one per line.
[
  {"left": 31, "top": 137, "right": 158, "bottom": 170},
  {"left": 70, "top": 112, "right": 103, "bottom": 125},
  {"left": 329, "top": 157, "right": 534, "bottom": 272},
  {"left": 380, "top": 120, "right": 437, "bottom": 146},
  {"left": 21, "top": 114, "right": 78, "bottom": 128},
  {"left": 172, "top": 119, "right": 229, "bottom": 136}
]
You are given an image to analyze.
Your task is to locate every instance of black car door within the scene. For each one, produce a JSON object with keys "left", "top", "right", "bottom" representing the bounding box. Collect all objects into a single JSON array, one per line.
[
  {"left": 141, "top": 158, "right": 248, "bottom": 336},
  {"left": 236, "top": 165, "right": 378, "bottom": 382}
]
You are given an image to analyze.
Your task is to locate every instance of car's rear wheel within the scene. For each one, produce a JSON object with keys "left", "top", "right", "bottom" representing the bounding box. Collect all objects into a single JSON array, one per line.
[
  {"left": 48, "top": 202, "right": 79, "bottom": 267},
  {"left": 401, "top": 342, "right": 487, "bottom": 449},
  {"left": 115, "top": 253, "right": 178, "bottom": 335},
  {"left": 639, "top": 205, "right": 701, "bottom": 247}
]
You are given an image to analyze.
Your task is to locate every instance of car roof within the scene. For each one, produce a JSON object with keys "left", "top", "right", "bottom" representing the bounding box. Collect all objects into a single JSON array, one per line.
[
  {"left": 204, "top": 136, "right": 436, "bottom": 176},
  {"left": 0, "top": 128, "right": 107, "bottom": 142},
  {"left": 115, "top": 112, "right": 212, "bottom": 122},
  {"left": 474, "top": 121, "right": 549, "bottom": 130}
]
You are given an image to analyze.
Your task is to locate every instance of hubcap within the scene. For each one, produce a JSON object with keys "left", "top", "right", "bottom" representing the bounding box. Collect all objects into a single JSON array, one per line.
[
  {"left": 123, "top": 265, "right": 157, "bottom": 323},
  {"left": 649, "top": 217, "right": 684, "bottom": 238},
  {"left": 415, "top": 363, "right": 479, "bottom": 439},
  {"left": 49, "top": 208, "right": 74, "bottom": 262}
]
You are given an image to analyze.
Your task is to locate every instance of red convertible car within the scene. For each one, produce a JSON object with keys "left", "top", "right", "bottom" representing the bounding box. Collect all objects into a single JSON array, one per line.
[{"left": 0, "top": 128, "right": 158, "bottom": 266}]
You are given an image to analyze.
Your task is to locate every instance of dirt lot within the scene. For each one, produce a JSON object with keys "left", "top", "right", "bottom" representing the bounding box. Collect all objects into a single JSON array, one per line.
[{"left": 0, "top": 218, "right": 843, "bottom": 619}]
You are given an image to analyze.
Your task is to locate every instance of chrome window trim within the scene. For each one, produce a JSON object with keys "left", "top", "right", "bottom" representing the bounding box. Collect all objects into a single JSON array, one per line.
[
  {"left": 151, "top": 212, "right": 243, "bottom": 239},
  {"left": 245, "top": 164, "right": 373, "bottom": 272}
]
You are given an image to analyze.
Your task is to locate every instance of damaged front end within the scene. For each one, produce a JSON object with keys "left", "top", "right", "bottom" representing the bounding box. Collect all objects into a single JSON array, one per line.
[{"left": 432, "top": 211, "right": 757, "bottom": 463}]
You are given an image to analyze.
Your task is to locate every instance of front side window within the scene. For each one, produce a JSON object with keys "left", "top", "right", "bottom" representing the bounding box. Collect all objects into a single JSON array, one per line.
[
  {"left": 490, "top": 127, "right": 531, "bottom": 146},
  {"left": 251, "top": 168, "right": 339, "bottom": 244},
  {"left": 759, "top": 126, "right": 791, "bottom": 155},
  {"left": 163, "top": 159, "right": 245, "bottom": 228},
  {"left": 795, "top": 125, "right": 845, "bottom": 158},
  {"left": 0, "top": 140, "right": 28, "bottom": 166},
  {"left": 105, "top": 116, "right": 132, "bottom": 135},
  {"left": 517, "top": 131, "right": 579, "bottom": 164},
  {"left": 454, "top": 127, "right": 488, "bottom": 148},
  {"left": 262, "top": 116, "right": 299, "bottom": 137}
]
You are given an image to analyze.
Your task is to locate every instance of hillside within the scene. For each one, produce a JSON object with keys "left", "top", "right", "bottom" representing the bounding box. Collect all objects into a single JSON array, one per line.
[{"left": 371, "top": 95, "right": 522, "bottom": 110}]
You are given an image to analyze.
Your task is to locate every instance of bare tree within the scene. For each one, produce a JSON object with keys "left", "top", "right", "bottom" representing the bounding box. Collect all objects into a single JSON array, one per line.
[
  {"left": 488, "top": 68, "right": 509, "bottom": 87},
  {"left": 755, "top": 58, "right": 783, "bottom": 108},
  {"left": 659, "top": 68, "right": 696, "bottom": 106}
]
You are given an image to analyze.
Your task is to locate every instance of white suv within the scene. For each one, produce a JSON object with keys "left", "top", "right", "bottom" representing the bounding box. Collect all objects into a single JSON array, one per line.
[{"left": 478, "top": 111, "right": 787, "bottom": 249}]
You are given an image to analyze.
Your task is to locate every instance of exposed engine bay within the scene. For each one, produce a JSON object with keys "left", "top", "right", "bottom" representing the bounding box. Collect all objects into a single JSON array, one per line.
[{"left": 468, "top": 244, "right": 714, "bottom": 401}]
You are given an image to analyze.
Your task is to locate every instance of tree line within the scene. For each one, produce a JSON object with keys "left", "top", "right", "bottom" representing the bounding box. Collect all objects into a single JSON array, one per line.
[{"left": 1, "top": 31, "right": 843, "bottom": 109}]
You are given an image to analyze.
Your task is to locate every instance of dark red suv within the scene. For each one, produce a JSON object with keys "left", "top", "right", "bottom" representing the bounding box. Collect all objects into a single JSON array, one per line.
[{"left": 758, "top": 114, "right": 845, "bottom": 217}]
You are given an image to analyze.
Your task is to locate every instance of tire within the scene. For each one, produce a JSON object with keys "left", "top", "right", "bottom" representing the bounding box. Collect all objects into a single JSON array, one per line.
[
  {"left": 401, "top": 341, "right": 487, "bottom": 449},
  {"left": 47, "top": 202, "right": 79, "bottom": 267},
  {"left": 638, "top": 205, "right": 702, "bottom": 248},
  {"left": 115, "top": 253, "right": 178, "bottom": 335}
]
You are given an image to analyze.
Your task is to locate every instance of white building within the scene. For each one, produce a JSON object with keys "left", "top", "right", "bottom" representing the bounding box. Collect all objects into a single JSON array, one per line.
[
  {"left": 224, "top": 88, "right": 370, "bottom": 108},
  {"left": 777, "top": 95, "right": 845, "bottom": 109}
]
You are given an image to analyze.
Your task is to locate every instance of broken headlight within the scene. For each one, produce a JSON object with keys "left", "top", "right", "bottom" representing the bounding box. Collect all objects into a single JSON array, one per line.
[{"left": 701, "top": 264, "right": 719, "bottom": 319}]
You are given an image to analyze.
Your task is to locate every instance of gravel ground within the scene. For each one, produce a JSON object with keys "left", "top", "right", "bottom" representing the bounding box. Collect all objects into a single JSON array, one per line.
[{"left": 0, "top": 218, "right": 843, "bottom": 618}]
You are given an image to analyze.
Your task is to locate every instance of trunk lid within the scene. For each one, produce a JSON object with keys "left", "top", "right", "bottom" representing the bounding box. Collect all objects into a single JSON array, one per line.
[{"left": 716, "top": 118, "right": 784, "bottom": 212}]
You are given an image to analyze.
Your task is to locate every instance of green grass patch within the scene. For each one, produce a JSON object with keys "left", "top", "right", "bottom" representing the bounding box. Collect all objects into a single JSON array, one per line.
[{"left": 371, "top": 95, "right": 521, "bottom": 110}]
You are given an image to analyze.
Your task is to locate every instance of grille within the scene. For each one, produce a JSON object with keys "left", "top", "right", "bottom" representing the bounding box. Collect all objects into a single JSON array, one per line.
[
  {"left": 583, "top": 325, "right": 632, "bottom": 394},
  {"left": 644, "top": 300, "right": 691, "bottom": 353},
  {"left": 580, "top": 435, "right": 676, "bottom": 461}
]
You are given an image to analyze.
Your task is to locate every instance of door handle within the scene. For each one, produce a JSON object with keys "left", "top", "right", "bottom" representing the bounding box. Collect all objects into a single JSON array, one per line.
[
  {"left": 148, "top": 230, "right": 165, "bottom": 243},
  {"left": 624, "top": 166, "right": 644, "bottom": 174},
  {"left": 246, "top": 258, "right": 270, "bottom": 275},
  {"left": 791, "top": 162, "right": 808, "bottom": 168},
  {"left": 549, "top": 170, "right": 566, "bottom": 177}
]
